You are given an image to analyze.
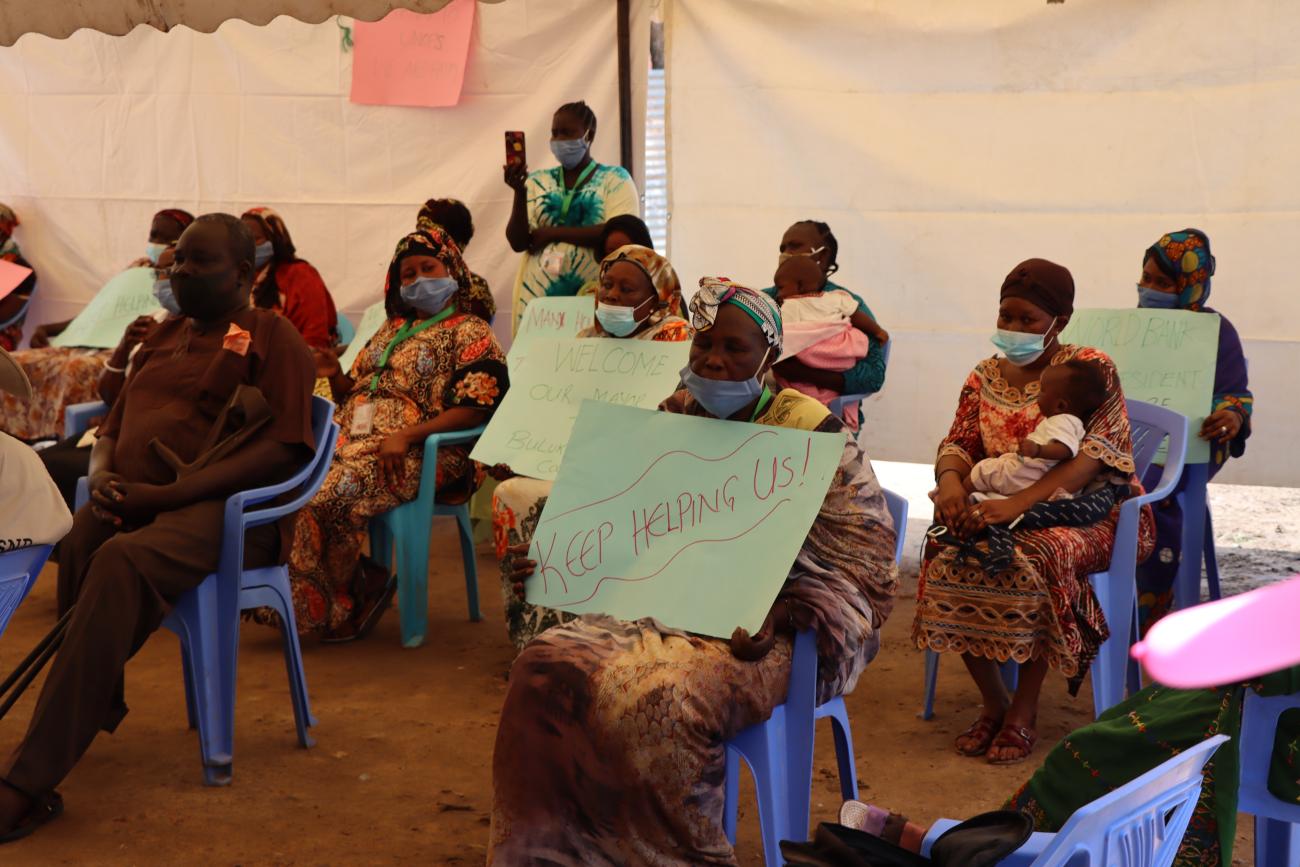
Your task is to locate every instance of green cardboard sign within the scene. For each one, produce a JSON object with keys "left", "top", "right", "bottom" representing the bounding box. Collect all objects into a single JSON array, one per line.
[
  {"left": 471, "top": 338, "right": 689, "bottom": 479},
  {"left": 508, "top": 296, "right": 595, "bottom": 367},
  {"left": 51, "top": 267, "right": 157, "bottom": 349},
  {"left": 526, "top": 402, "right": 845, "bottom": 637},
  {"left": 1060, "top": 308, "right": 1220, "bottom": 463},
  {"left": 339, "top": 301, "right": 389, "bottom": 374}
]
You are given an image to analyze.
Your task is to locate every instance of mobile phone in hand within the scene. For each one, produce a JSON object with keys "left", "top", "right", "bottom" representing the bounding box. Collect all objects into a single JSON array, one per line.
[{"left": 505, "top": 131, "right": 526, "bottom": 169}]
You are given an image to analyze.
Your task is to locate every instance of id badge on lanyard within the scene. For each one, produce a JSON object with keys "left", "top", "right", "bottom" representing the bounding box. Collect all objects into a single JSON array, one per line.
[
  {"left": 350, "top": 396, "right": 376, "bottom": 437},
  {"left": 541, "top": 246, "right": 565, "bottom": 277}
]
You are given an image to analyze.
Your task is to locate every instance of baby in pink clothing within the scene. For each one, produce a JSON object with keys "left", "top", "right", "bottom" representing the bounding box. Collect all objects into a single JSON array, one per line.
[{"left": 772, "top": 255, "right": 888, "bottom": 430}]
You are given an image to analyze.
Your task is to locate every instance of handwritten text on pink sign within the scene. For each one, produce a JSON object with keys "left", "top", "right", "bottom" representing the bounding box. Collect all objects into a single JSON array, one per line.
[{"left": 350, "top": 1, "right": 476, "bottom": 108}]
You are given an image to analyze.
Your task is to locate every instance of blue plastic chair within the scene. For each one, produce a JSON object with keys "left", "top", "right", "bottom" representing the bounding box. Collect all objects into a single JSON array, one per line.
[
  {"left": 335, "top": 314, "right": 356, "bottom": 347},
  {"left": 922, "top": 400, "right": 1189, "bottom": 721},
  {"left": 722, "top": 487, "right": 908, "bottom": 865},
  {"left": 1239, "top": 692, "right": 1300, "bottom": 866},
  {"left": 63, "top": 399, "right": 109, "bottom": 441},
  {"left": 921, "top": 733, "right": 1228, "bottom": 866},
  {"left": 827, "top": 342, "right": 892, "bottom": 419},
  {"left": 1200, "top": 504, "right": 1222, "bottom": 602},
  {"left": 1172, "top": 462, "right": 1223, "bottom": 612},
  {"left": 63, "top": 401, "right": 109, "bottom": 512},
  {"left": 368, "top": 425, "right": 487, "bottom": 648},
  {"left": 0, "top": 545, "right": 53, "bottom": 641},
  {"left": 162, "top": 395, "right": 338, "bottom": 785}
]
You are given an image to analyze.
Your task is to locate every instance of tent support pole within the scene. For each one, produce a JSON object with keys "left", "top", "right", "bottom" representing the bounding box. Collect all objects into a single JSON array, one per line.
[{"left": 617, "top": 0, "right": 633, "bottom": 178}]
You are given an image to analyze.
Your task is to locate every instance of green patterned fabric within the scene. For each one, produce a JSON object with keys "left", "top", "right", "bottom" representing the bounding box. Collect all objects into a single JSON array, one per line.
[{"left": 1006, "top": 668, "right": 1300, "bottom": 866}]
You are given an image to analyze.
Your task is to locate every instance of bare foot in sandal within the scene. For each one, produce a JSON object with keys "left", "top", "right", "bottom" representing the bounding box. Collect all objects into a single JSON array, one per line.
[
  {"left": 987, "top": 718, "right": 1038, "bottom": 764},
  {"left": 955, "top": 707, "right": 1006, "bottom": 756}
]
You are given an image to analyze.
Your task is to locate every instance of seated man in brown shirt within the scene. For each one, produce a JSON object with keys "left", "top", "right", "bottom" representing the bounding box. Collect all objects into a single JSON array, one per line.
[{"left": 0, "top": 213, "right": 316, "bottom": 842}]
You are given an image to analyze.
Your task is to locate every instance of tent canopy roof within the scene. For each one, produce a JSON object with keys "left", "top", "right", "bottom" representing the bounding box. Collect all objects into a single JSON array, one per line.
[{"left": 1, "top": 0, "right": 506, "bottom": 47}]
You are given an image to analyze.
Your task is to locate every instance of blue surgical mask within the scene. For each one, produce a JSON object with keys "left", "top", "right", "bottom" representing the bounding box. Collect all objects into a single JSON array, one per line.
[
  {"left": 145, "top": 242, "right": 168, "bottom": 265},
  {"left": 595, "top": 297, "right": 652, "bottom": 337},
  {"left": 679, "top": 349, "right": 771, "bottom": 419},
  {"left": 991, "top": 317, "right": 1057, "bottom": 367},
  {"left": 550, "top": 137, "right": 589, "bottom": 170},
  {"left": 400, "top": 276, "right": 459, "bottom": 315},
  {"left": 254, "top": 241, "right": 274, "bottom": 270},
  {"left": 1137, "top": 283, "right": 1179, "bottom": 309},
  {"left": 152, "top": 277, "right": 181, "bottom": 316}
]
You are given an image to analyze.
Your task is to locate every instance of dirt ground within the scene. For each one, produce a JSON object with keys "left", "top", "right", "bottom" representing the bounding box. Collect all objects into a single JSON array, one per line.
[{"left": 0, "top": 515, "right": 1258, "bottom": 865}]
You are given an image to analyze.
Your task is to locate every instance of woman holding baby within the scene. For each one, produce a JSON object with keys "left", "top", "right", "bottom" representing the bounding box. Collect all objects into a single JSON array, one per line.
[{"left": 914, "top": 258, "right": 1155, "bottom": 765}]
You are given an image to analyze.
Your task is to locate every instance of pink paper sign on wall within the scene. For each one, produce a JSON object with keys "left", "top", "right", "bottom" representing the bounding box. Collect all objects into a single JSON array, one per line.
[{"left": 350, "top": 0, "right": 476, "bottom": 108}]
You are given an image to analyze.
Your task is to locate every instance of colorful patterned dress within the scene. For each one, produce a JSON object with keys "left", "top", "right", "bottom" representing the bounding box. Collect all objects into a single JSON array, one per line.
[
  {"left": 491, "top": 313, "right": 692, "bottom": 649},
  {"left": 912, "top": 346, "right": 1155, "bottom": 691},
  {"left": 284, "top": 311, "right": 507, "bottom": 635},
  {"left": 509, "top": 163, "right": 639, "bottom": 333},
  {"left": 1007, "top": 669, "right": 1300, "bottom": 866},
  {"left": 488, "top": 388, "right": 900, "bottom": 865},
  {"left": 0, "top": 347, "right": 111, "bottom": 441}
]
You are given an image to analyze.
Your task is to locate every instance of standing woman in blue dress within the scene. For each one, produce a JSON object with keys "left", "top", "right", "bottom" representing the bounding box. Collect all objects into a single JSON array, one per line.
[{"left": 503, "top": 101, "right": 640, "bottom": 333}]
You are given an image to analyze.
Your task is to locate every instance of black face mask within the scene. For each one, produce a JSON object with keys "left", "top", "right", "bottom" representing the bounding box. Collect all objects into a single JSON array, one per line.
[{"left": 172, "top": 269, "right": 238, "bottom": 321}]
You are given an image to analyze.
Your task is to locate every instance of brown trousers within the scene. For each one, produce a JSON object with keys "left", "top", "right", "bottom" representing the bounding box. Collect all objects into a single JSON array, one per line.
[{"left": 3, "top": 501, "right": 277, "bottom": 797}]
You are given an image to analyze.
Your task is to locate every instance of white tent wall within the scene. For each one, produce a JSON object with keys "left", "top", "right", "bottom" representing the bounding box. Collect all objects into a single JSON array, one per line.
[
  {"left": 666, "top": 0, "right": 1297, "bottom": 487},
  {"left": 0, "top": 0, "right": 651, "bottom": 349}
]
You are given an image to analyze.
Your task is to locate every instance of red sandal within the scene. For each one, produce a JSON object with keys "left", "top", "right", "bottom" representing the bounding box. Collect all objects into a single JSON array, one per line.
[
  {"left": 986, "top": 722, "right": 1037, "bottom": 765},
  {"left": 955, "top": 713, "right": 1004, "bottom": 757}
]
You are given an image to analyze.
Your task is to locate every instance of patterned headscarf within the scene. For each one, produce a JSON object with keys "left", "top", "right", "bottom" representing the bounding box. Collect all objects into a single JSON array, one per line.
[
  {"left": 0, "top": 203, "right": 19, "bottom": 239},
  {"left": 155, "top": 208, "right": 194, "bottom": 232},
  {"left": 241, "top": 206, "right": 295, "bottom": 255},
  {"left": 690, "top": 277, "right": 783, "bottom": 356},
  {"left": 1145, "top": 229, "right": 1215, "bottom": 310},
  {"left": 600, "top": 244, "right": 682, "bottom": 316},
  {"left": 383, "top": 224, "right": 472, "bottom": 319}
]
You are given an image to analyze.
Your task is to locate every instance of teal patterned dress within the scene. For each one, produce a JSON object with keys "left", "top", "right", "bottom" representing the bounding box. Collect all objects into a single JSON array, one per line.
[{"left": 509, "top": 163, "right": 639, "bottom": 333}]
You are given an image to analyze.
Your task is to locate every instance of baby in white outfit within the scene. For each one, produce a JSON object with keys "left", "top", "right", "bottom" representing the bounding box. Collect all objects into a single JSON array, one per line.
[{"left": 964, "top": 359, "right": 1108, "bottom": 502}]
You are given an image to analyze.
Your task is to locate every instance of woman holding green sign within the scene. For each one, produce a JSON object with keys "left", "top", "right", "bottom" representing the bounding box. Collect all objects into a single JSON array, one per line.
[
  {"left": 503, "top": 100, "right": 640, "bottom": 334},
  {"left": 489, "top": 279, "right": 899, "bottom": 864},
  {"left": 1133, "top": 229, "right": 1253, "bottom": 628},
  {"left": 492, "top": 244, "right": 690, "bottom": 649}
]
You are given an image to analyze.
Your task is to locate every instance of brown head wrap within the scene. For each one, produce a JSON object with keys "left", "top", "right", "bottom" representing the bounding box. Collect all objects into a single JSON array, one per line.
[{"left": 999, "top": 258, "right": 1074, "bottom": 318}]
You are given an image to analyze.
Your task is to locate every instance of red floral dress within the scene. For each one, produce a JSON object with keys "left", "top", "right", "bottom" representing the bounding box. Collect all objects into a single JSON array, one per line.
[{"left": 912, "top": 345, "right": 1155, "bottom": 688}]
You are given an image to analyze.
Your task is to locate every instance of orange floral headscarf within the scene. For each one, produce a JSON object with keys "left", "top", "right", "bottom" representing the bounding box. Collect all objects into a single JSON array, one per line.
[{"left": 599, "top": 244, "right": 683, "bottom": 317}]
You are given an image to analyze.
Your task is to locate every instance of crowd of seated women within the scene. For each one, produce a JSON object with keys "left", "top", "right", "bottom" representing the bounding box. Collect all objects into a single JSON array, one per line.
[{"left": 0, "top": 97, "right": 1282, "bottom": 867}]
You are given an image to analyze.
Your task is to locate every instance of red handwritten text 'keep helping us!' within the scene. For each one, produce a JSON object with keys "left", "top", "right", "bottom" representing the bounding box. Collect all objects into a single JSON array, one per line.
[{"left": 530, "top": 429, "right": 819, "bottom": 605}]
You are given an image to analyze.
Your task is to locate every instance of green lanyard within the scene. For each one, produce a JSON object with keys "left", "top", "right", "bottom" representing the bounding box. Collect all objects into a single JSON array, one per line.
[
  {"left": 557, "top": 161, "right": 599, "bottom": 225},
  {"left": 368, "top": 305, "right": 456, "bottom": 393},
  {"left": 748, "top": 387, "right": 774, "bottom": 423}
]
